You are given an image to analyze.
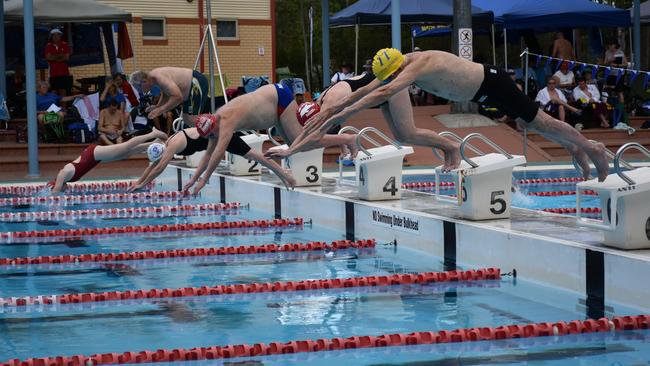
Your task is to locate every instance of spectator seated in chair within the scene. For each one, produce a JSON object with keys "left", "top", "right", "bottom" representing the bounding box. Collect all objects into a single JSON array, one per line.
[
  {"left": 572, "top": 77, "right": 610, "bottom": 129},
  {"left": 535, "top": 76, "right": 581, "bottom": 123},
  {"left": 36, "top": 80, "right": 83, "bottom": 139},
  {"left": 553, "top": 61, "right": 576, "bottom": 100},
  {"left": 98, "top": 99, "right": 127, "bottom": 145}
]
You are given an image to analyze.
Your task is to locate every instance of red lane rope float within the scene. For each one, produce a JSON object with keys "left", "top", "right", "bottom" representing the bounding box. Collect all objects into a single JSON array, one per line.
[
  {"left": 528, "top": 190, "right": 597, "bottom": 197},
  {"left": 4, "top": 314, "right": 647, "bottom": 366},
  {"left": 542, "top": 207, "right": 602, "bottom": 215},
  {"left": 0, "top": 217, "right": 304, "bottom": 242},
  {"left": 401, "top": 182, "right": 455, "bottom": 189},
  {"left": 0, "top": 267, "right": 500, "bottom": 307},
  {"left": 0, "top": 181, "right": 155, "bottom": 196},
  {"left": 517, "top": 177, "right": 586, "bottom": 185},
  {"left": 0, "top": 202, "right": 241, "bottom": 223},
  {"left": 0, "top": 239, "right": 375, "bottom": 266},
  {"left": 0, "top": 191, "right": 187, "bottom": 207}
]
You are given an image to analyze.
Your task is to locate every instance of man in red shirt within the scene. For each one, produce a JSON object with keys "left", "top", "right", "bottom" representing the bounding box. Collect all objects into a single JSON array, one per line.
[{"left": 45, "top": 28, "right": 72, "bottom": 96}]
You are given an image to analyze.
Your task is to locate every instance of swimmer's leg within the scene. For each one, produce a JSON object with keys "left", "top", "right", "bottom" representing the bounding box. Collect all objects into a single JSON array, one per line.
[
  {"left": 383, "top": 89, "right": 460, "bottom": 170},
  {"left": 522, "top": 110, "right": 608, "bottom": 181},
  {"left": 95, "top": 128, "right": 168, "bottom": 162}
]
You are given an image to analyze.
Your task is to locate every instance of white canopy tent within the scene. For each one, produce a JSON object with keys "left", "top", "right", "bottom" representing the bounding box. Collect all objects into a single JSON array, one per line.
[{"left": 4, "top": 0, "right": 131, "bottom": 23}]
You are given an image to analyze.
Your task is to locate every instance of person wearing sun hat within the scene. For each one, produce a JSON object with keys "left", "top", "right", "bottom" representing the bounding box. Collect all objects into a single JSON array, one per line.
[
  {"left": 296, "top": 48, "right": 610, "bottom": 182},
  {"left": 45, "top": 28, "right": 72, "bottom": 96}
]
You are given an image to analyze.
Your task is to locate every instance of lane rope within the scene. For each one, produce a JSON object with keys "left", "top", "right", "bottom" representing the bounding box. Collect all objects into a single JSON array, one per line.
[
  {"left": 2, "top": 314, "right": 646, "bottom": 365},
  {"left": 0, "top": 268, "right": 500, "bottom": 307},
  {"left": 0, "top": 217, "right": 305, "bottom": 242},
  {"left": 0, "top": 191, "right": 188, "bottom": 207},
  {"left": 401, "top": 182, "right": 455, "bottom": 189},
  {"left": 542, "top": 207, "right": 602, "bottom": 215},
  {"left": 528, "top": 190, "right": 597, "bottom": 197},
  {"left": 0, "top": 181, "right": 154, "bottom": 196},
  {"left": 0, "top": 202, "right": 241, "bottom": 222},
  {"left": 518, "top": 177, "right": 586, "bottom": 185},
  {"left": 0, "top": 239, "right": 375, "bottom": 266}
]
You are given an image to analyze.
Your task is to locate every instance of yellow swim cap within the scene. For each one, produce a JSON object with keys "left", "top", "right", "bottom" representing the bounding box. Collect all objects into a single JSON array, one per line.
[{"left": 372, "top": 48, "right": 405, "bottom": 81}]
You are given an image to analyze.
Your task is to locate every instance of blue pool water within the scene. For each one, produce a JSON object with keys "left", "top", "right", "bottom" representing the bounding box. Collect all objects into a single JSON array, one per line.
[{"left": 0, "top": 180, "right": 647, "bottom": 364}]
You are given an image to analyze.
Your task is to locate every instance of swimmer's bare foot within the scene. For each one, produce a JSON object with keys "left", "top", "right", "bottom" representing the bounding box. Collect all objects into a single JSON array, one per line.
[
  {"left": 151, "top": 127, "right": 168, "bottom": 141},
  {"left": 587, "top": 142, "right": 609, "bottom": 182},
  {"left": 442, "top": 144, "right": 461, "bottom": 171}
]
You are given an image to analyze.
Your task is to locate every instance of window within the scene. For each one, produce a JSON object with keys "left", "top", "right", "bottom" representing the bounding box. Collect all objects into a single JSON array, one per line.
[
  {"left": 142, "top": 18, "right": 165, "bottom": 39},
  {"left": 216, "top": 20, "right": 237, "bottom": 40}
]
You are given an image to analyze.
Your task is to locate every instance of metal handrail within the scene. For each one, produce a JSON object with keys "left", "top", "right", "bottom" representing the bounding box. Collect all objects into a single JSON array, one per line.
[
  {"left": 460, "top": 133, "right": 513, "bottom": 168},
  {"left": 172, "top": 117, "right": 184, "bottom": 133},
  {"left": 355, "top": 127, "right": 402, "bottom": 157},
  {"left": 432, "top": 131, "right": 485, "bottom": 162},
  {"left": 614, "top": 142, "right": 650, "bottom": 185},
  {"left": 338, "top": 126, "right": 382, "bottom": 147},
  {"left": 267, "top": 126, "right": 283, "bottom": 146}
]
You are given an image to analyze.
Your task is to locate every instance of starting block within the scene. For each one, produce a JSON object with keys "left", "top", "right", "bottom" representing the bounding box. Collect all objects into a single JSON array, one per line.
[
  {"left": 266, "top": 127, "right": 325, "bottom": 186},
  {"left": 576, "top": 143, "right": 650, "bottom": 249},
  {"left": 435, "top": 133, "right": 525, "bottom": 220},
  {"left": 353, "top": 127, "right": 413, "bottom": 201},
  {"left": 226, "top": 132, "right": 269, "bottom": 176}
]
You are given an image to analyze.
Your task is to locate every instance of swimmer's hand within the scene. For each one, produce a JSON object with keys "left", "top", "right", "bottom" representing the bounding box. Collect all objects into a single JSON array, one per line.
[
  {"left": 264, "top": 146, "right": 291, "bottom": 159},
  {"left": 182, "top": 176, "right": 198, "bottom": 192},
  {"left": 279, "top": 170, "right": 296, "bottom": 191},
  {"left": 191, "top": 178, "right": 207, "bottom": 196},
  {"left": 127, "top": 182, "right": 145, "bottom": 193},
  {"left": 303, "top": 110, "right": 331, "bottom": 135},
  {"left": 148, "top": 108, "right": 163, "bottom": 120}
]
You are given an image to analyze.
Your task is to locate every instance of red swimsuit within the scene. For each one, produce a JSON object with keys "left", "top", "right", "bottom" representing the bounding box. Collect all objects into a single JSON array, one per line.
[{"left": 69, "top": 144, "right": 100, "bottom": 182}]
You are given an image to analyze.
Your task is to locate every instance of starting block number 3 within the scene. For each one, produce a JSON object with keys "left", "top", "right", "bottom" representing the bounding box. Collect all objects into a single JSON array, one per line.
[{"left": 286, "top": 159, "right": 320, "bottom": 184}]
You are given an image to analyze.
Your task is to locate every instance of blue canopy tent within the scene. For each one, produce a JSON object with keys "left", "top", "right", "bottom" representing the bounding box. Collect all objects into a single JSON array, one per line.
[
  {"left": 328, "top": 0, "right": 494, "bottom": 73},
  {"left": 473, "top": 0, "right": 631, "bottom": 67}
]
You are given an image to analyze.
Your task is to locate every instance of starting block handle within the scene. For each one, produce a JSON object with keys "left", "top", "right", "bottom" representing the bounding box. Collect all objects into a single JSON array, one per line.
[
  {"left": 172, "top": 117, "right": 184, "bottom": 133},
  {"left": 615, "top": 142, "right": 650, "bottom": 186},
  {"left": 460, "top": 133, "right": 513, "bottom": 168},
  {"left": 355, "top": 127, "right": 402, "bottom": 157},
  {"left": 433, "top": 131, "right": 485, "bottom": 162},
  {"left": 337, "top": 126, "right": 383, "bottom": 183},
  {"left": 267, "top": 126, "right": 283, "bottom": 146}
]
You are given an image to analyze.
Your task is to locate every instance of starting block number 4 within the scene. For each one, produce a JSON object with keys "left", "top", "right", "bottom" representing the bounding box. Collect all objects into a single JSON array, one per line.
[{"left": 360, "top": 169, "right": 399, "bottom": 197}]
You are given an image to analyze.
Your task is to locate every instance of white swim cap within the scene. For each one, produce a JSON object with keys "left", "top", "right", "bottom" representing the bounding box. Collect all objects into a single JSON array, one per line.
[{"left": 147, "top": 143, "right": 165, "bottom": 162}]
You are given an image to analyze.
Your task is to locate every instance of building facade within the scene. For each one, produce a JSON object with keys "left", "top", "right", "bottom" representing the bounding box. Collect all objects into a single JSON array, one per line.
[{"left": 71, "top": 0, "right": 275, "bottom": 88}]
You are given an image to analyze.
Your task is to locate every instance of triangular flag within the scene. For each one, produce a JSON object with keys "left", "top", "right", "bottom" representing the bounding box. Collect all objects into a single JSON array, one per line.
[
  {"left": 544, "top": 56, "right": 552, "bottom": 68},
  {"left": 591, "top": 65, "right": 599, "bottom": 79},
  {"left": 535, "top": 55, "right": 542, "bottom": 68},
  {"left": 568, "top": 61, "right": 575, "bottom": 70},
  {"left": 629, "top": 70, "right": 639, "bottom": 84},
  {"left": 615, "top": 68, "right": 624, "bottom": 86},
  {"left": 556, "top": 59, "right": 564, "bottom": 70},
  {"left": 580, "top": 63, "right": 587, "bottom": 73},
  {"left": 644, "top": 72, "right": 650, "bottom": 90},
  {"left": 604, "top": 66, "right": 611, "bottom": 79}
]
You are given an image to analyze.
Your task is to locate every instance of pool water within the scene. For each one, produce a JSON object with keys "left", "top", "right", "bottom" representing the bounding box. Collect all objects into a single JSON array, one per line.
[{"left": 0, "top": 181, "right": 647, "bottom": 364}]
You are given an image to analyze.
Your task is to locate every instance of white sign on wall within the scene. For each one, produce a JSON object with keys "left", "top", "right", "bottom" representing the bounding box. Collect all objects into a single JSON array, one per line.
[
  {"left": 371, "top": 209, "right": 420, "bottom": 234},
  {"left": 458, "top": 28, "right": 473, "bottom": 61}
]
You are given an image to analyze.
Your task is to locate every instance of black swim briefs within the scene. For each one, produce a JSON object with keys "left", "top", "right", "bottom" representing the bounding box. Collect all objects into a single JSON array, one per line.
[{"left": 471, "top": 65, "right": 539, "bottom": 123}]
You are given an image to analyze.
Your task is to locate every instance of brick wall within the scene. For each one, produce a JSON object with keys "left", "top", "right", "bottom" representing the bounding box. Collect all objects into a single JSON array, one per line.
[{"left": 67, "top": 20, "right": 272, "bottom": 91}]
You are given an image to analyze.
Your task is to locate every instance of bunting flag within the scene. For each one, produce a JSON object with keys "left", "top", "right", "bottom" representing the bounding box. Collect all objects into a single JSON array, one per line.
[
  {"left": 604, "top": 66, "right": 612, "bottom": 79},
  {"left": 615, "top": 69, "right": 624, "bottom": 86},
  {"left": 568, "top": 61, "right": 576, "bottom": 70},
  {"left": 644, "top": 72, "right": 650, "bottom": 90},
  {"left": 580, "top": 63, "right": 587, "bottom": 73},
  {"left": 591, "top": 65, "right": 599, "bottom": 79},
  {"left": 556, "top": 59, "right": 564, "bottom": 70},
  {"left": 535, "top": 55, "right": 542, "bottom": 68},
  {"left": 629, "top": 70, "right": 639, "bottom": 85},
  {"left": 544, "top": 56, "right": 552, "bottom": 68}
]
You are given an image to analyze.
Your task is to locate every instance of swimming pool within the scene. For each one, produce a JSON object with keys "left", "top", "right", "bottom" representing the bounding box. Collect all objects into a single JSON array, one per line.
[{"left": 1, "top": 166, "right": 648, "bottom": 365}]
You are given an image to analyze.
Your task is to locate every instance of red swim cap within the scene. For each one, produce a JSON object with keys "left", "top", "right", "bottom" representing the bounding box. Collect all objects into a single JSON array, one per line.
[
  {"left": 296, "top": 102, "right": 320, "bottom": 126},
  {"left": 196, "top": 114, "right": 218, "bottom": 137}
]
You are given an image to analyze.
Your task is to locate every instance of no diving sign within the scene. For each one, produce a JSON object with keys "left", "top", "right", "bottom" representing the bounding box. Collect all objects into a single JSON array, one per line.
[{"left": 458, "top": 28, "right": 473, "bottom": 61}]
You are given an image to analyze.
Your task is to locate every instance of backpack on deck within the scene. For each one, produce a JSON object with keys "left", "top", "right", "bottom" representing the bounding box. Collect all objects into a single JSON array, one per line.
[{"left": 68, "top": 122, "right": 94, "bottom": 144}]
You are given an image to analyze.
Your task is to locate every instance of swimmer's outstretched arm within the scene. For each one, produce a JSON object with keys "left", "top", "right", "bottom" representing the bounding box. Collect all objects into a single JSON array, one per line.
[
  {"left": 183, "top": 137, "right": 217, "bottom": 191},
  {"left": 320, "top": 70, "right": 416, "bottom": 133},
  {"left": 191, "top": 126, "right": 235, "bottom": 195},
  {"left": 128, "top": 153, "right": 171, "bottom": 192}
]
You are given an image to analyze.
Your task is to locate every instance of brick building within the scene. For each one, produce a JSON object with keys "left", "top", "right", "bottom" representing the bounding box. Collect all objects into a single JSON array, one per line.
[{"left": 71, "top": 0, "right": 276, "bottom": 88}]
